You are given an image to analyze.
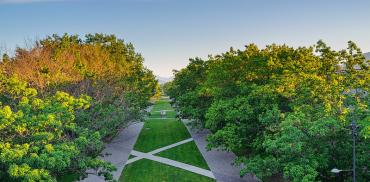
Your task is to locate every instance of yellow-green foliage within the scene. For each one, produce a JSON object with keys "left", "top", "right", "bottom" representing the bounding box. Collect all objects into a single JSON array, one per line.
[
  {"left": 1, "top": 33, "right": 158, "bottom": 138},
  {"left": 0, "top": 33, "right": 158, "bottom": 181},
  {"left": 0, "top": 74, "right": 116, "bottom": 181},
  {"left": 152, "top": 83, "right": 162, "bottom": 99}
]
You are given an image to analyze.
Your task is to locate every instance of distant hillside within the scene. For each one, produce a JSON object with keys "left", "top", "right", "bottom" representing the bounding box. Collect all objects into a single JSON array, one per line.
[
  {"left": 156, "top": 76, "right": 173, "bottom": 84},
  {"left": 364, "top": 52, "right": 370, "bottom": 60}
]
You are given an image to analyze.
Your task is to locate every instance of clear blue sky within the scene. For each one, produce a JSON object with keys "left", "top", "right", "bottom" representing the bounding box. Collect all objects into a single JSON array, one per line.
[{"left": 1, "top": 0, "right": 369, "bottom": 77}]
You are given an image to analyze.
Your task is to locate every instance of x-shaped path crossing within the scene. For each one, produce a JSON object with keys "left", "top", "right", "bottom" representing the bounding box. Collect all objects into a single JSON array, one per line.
[{"left": 125, "top": 138, "right": 216, "bottom": 179}]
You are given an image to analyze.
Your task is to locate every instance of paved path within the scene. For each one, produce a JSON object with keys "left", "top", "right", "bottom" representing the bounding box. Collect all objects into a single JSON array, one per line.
[
  {"left": 131, "top": 150, "right": 215, "bottom": 179},
  {"left": 80, "top": 122, "right": 144, "bottom": 182},
  {"left": 80, "top": 99, "right": 257, "bottom": 182},
  {"left": 182, "top": 119, "right": 258, "bottom": 182},
  {"left": 126, "top": 138, "right": 215, "bottom": 179},
  {"left": 126, "top": 138, "right": 194, "bottom": 164}
]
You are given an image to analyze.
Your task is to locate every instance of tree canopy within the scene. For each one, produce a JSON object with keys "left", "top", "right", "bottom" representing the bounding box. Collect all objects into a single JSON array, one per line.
[
  {"left": 0, "top": 34, "right": 159, "bottom": 181},
  {"left": 166, "top": 41, "right": 369, "bottom": 182}
]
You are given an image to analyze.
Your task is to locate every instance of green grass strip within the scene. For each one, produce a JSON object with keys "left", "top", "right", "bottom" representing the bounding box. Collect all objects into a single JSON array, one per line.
[
  {"left": 149, "top": 110, "right": 177, "bottom": 118},
  {"left": 156, "top": 141, "right": 210, "bottom": 170},
  {"left": 121, "top": 98, "right": 214, "bottom": 182},
  {"left": 120, "top": 159, "right": 215, "bottom": 182},
  {"left": 133, "top": 118, "right": 191, "bottom": 153},
  {"left": 151, "top": 99, "right": 173, "bottom": 111}
]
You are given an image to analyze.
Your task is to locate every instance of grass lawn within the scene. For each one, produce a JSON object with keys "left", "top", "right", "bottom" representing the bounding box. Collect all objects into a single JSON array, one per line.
[
  {"left": 151, "top": 99, "right": 173, "bottom": 111},
  {"left": 120, "top": 159, "right": 214, "bottom": 182},
  {"left": 149, "top": 110, "right": 177, "bottom": 118},
  {"left": 156, "top": 141, "right": 210, "bottom": 170},
  {"left": 121, "top": 98, "right": 215, "bottom": 182},
  {"left": 133, "top": 118, "right": 191, "bottom": 152}
]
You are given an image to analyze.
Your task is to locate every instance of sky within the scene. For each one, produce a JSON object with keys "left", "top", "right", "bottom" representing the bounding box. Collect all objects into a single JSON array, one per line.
[{"left": 1, "top": 0, "right": 370, "bottom": 77}]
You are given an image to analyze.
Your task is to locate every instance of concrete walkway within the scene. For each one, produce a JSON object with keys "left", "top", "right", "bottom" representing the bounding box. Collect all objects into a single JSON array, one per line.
[
  {"left": 125, "top": 138, "right": 216, "bottom": 179},
  {"left": 182, "top": 119, "right": 258, "bottom": 182},
  {"left": 80, "top": 98, "right": 256, "bottom": 182},
  {"left": 130, "top": 150, "right": 215, "bottom": 179},
  {"left": 126, "top": 138, "right": 194, "bottom": 164},
  {"left": 80, "top": 122, "right": 144, "bottom": 182}
]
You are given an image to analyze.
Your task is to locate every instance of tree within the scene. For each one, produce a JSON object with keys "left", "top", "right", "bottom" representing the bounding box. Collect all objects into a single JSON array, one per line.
[
  {"left": 168, "top": 41, "right": 370, "bottom": 181},
  {"left": 0, "top": 33, "right": 158, "bottom": 181},
  {"left": 1, "top": 53, "right": 10, "bottom": 63},
  {"left": 0, "top": 74, "right": 115, "bottom": 181}
]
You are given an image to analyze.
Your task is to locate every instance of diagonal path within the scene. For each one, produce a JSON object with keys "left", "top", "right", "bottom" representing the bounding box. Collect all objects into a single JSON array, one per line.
[
  {"left": 148, "top": 138, "right": 193, "bottom": 154},
  {"left": 130, "top": 150, "right": 215, "bottom": 179},
  {"left": 126, "top": 138, "right": 194, "bottom": 164},
  {"left": 126, "top": 138, "right": 216, "bottom": 179},
  {"left": 121, "top": 98, "right": 216, "bottom": 181}
]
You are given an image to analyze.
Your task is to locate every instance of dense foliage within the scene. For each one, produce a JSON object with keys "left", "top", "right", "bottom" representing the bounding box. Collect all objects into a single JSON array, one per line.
[
  {"left": 0, "top": 74, "right": 116, "bottom": 181},
  {"left": 0, "top": 34, "right": 158, "bottom": 181},
  {"left": 166, "top": 41, "right": 369, "bottom": 182},
  {"left": 1, "top": 33, "right": 158, "bottom": 138}
]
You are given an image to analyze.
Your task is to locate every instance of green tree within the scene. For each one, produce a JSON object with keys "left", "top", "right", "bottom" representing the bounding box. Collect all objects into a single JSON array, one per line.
[
  {"left": 0, "top": 74, "right": 115, "bottom": 181},
  {"left": 168, "top": 41, "right": 369, "bottom": 181}
]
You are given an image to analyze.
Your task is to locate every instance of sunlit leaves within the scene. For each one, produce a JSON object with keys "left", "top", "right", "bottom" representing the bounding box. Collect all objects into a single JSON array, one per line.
[
  {"left": 0, "top": 75, "right": 113, "bottom": 181},
  {"left": 168, "top": 40, "right": 369, "bottom": 181}
]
